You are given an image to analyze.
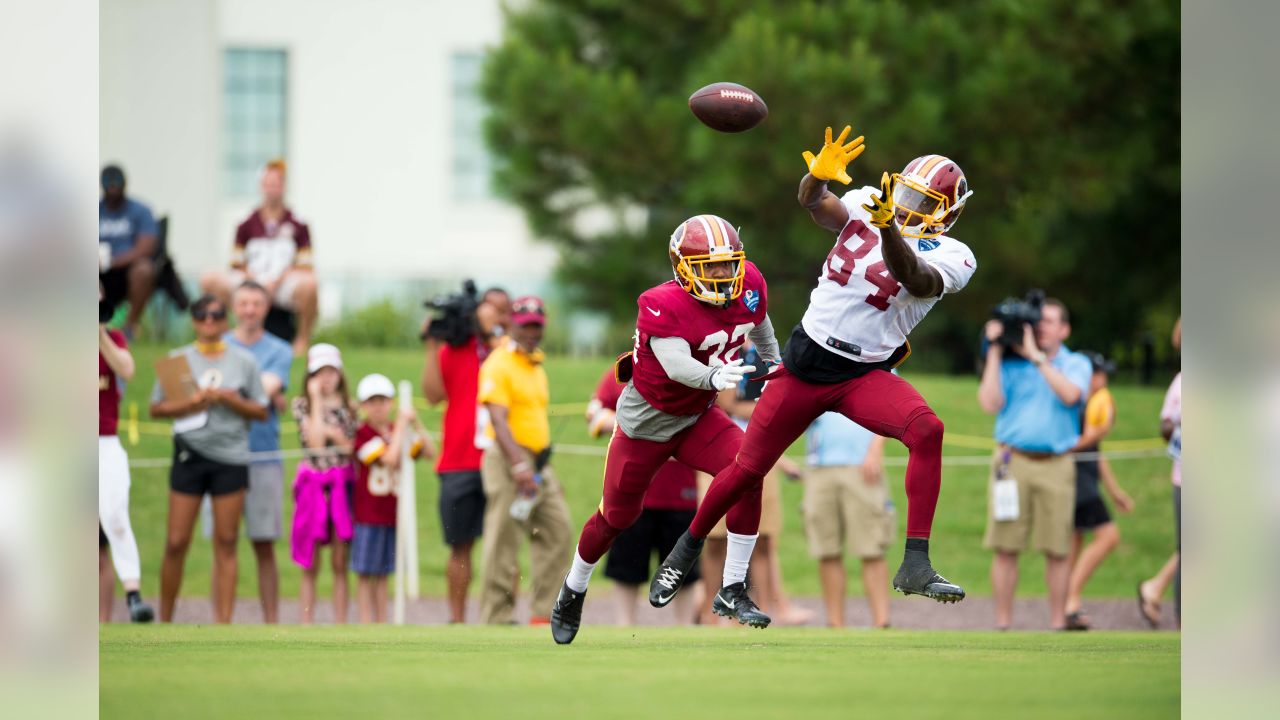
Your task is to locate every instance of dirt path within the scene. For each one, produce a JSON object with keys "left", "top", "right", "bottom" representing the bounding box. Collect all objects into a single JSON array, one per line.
[{"left": 108, "top": 594, "right": 1177, "bottom": 631}]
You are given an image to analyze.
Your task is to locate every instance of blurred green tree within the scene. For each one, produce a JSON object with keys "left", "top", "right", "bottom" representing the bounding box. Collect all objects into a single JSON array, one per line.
[{"left": 482, "top": 0, "right": 1179, "bottom": 372}]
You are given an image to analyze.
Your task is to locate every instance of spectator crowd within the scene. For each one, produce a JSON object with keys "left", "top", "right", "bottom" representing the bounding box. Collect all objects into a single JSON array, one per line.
[{"left": 99, "top": 162, "right": 1181, "bottom": 631}]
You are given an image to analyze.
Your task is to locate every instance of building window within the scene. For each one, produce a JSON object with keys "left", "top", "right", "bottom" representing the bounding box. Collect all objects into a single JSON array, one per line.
[
  {"left": 451, "top": 51, "right": 494, "bottom": 201},
  {"left": 223, "top": 48, "right": 288, "bottom": 198}
]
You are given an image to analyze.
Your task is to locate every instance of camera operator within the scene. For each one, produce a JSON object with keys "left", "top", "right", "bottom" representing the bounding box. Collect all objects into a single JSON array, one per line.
[
  {"left": 977, "top": 296, "right": 1092, "bottom": 631},
  {"left": 419, "top": 282, "right": 508, "bottom": 624}
]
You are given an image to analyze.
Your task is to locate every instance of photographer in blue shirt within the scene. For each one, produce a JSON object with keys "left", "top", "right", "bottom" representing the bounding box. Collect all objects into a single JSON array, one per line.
[{"left": 978, "top": 297, "right": 1091, "bottom": 630}]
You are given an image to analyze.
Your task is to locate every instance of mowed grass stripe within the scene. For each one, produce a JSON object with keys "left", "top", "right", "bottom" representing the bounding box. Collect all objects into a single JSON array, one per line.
[{"left": 100, "top": 626, "right": 1179, "bottom": 720}]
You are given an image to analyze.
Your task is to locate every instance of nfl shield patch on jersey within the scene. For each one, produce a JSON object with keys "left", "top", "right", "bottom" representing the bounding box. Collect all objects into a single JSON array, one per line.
[
  {"left": 918, "top": 238, "right": 940, "bottom": 252},
  {"left": 743, "top": 289, "right": 760, "bottom": 312}
]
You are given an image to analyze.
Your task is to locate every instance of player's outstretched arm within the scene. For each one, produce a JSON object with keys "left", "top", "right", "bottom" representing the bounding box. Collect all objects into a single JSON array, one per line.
[
  {"left": 798, "top": 173, "right": 849, "bottom": 234},
  {"left": 865, "top": 173, "right": 943, "bottom": 298},
  {"left": 798, "top": 125, "right": 863, "bottom": 233}
]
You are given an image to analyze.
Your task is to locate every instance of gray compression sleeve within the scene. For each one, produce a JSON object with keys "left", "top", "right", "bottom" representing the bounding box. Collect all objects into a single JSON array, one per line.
[
  {"left": 748, "top": 314, "right": 781, "bottom": 365},
  {"left": 650, "top": 336, "right": 718, "bottom": 390}
]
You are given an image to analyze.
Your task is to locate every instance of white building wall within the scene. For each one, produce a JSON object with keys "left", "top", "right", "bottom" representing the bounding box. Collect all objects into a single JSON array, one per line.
[
  {"left": 102, "top": 0, "right": 557, "bottom": 316},
  {"left": 100, "top": 0, "right": 220, "bottom": 272}
]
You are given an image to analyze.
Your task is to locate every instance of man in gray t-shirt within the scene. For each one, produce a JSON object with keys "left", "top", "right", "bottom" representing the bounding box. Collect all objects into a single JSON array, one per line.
[{"left": 151, "top": 344, "right": 267, "bottom": 465}]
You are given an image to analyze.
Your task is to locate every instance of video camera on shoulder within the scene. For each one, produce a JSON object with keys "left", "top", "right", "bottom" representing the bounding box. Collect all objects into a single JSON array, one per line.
[
  {"left": 422, "top": 279, "right": 480, "bottom": 347},
  {"left": 989, "top": 288, "right": 1044, "bottom": 347}
]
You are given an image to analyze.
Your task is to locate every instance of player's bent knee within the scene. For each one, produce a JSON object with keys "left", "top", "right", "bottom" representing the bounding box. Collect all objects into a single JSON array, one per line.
[
  {"left": 903, "top": 410, "right": 944, "bottom": 448},
  {"left": 732, "top": 458, "right": 770, "bottom": 485},
  {"left": 600, "top": 506, "right": 640, "bottom": 534}
]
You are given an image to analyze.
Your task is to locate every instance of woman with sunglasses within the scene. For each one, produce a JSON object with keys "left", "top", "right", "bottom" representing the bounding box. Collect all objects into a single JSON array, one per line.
[{"left": 150, "top": 294, "right": 269, "bottom": 623}]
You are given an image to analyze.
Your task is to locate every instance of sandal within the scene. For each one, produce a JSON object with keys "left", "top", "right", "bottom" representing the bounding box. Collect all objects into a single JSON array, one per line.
[{"left": 1136, "top": 581, "right": 1161, "bottom": 629}]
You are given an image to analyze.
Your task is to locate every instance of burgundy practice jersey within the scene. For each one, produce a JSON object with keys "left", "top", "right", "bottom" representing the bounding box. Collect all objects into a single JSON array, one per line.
[
  {"left": 99, "top": 329, "right": 126, "bottom": 436},
  {"left": 630, "top": 260, "right": 768, "bottom": 417},
  {"left": 231, "top": 208, "right": 312, "bottom": 284}
]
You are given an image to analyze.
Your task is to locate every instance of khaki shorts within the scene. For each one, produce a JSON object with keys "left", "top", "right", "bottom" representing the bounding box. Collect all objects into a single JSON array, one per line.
[
  {"left": 696, "top": 468, "right": 783, "bottom": 540},
  {"left": 982, "top": 449, "right": 1075, "bottom": 557},
  {"left": 802, "top": 465, "right": 895, "bottom": 559}
]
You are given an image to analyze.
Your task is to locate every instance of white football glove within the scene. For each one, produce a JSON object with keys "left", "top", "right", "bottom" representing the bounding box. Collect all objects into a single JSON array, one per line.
[{"left": 709, "top": 358, "right": 756, "bottom": 391}]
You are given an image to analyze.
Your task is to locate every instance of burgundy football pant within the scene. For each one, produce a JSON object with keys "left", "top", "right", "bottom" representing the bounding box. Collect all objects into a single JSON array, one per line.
[
  {"left": 691, "top": 367, "right": 945, "bottom": 540},
  {"left": 577, "top": 406, "right": 751, "bottom": 564}
]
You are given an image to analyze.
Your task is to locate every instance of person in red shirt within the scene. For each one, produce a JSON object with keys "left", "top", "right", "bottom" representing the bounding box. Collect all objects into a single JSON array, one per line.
[
  {"left": 420, "top": 294, "right": 507, "bottom": 623},
  {"left": 350, "top": 374, "right": 433, "bottom": 624},
  {"left": 200, "top": 158, "right": 319, "bottom": 356},
  {"left": 98, "top": 300, "right": 154, "bottom": 622},
  {"left": 586, "top": 368, "right": 702, "bottom": 625}
]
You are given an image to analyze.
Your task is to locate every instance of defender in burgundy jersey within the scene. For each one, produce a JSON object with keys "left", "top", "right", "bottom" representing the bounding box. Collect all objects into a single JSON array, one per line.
[
  {"left": 550, "top": 214, "right": 781, "bottom": 644},
  {"left": 650, "top": 131, "right": 975, "bottom": 614}
]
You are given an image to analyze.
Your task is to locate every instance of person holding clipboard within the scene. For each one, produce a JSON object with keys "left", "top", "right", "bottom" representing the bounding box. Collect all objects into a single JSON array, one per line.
[{"left": 150, "top": 294, "right": 268, "bottom": 623}]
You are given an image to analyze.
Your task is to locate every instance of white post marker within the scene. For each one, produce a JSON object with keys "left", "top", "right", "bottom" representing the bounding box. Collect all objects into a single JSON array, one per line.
[{"left": 393, "top": 380, "right": 421, "bottom": 625}]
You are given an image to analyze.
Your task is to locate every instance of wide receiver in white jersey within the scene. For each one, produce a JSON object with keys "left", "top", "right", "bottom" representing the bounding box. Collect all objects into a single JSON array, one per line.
[{"left": 649, "top": 126, "right": 975, "bottom": 616}]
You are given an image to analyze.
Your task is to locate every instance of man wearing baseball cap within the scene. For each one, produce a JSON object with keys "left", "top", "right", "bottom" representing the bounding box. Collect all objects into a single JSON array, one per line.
[
  {"left": 99, "top": 164, "right": 159, "bottom": 338},
  {"left": 477, "top": 296, "right": 573, "bottom": 624}
]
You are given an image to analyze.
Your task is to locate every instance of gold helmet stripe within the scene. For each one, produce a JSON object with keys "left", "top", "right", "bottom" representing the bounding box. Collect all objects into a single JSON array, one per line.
[{"left": 916, "top": 154, "right": 946, "bottom": 178}]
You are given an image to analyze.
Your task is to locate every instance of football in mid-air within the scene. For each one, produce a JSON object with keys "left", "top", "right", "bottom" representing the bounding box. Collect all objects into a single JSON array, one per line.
[{"left": 688, "top": 82, "right": 768, "bottom": 133}]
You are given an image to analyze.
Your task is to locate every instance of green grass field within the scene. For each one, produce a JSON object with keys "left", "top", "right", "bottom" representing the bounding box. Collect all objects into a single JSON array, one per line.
[
  {"left": 116, "top": 342, "right": 1178, "bottom": 600},
  {"left": 99, "top": 625, "right": 1179, "bottom": 719}
]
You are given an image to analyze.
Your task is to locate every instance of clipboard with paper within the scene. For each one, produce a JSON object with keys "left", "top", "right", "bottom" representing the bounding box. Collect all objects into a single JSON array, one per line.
[{"left": 155, "top": 353, "right": 208, "bottom": 433}]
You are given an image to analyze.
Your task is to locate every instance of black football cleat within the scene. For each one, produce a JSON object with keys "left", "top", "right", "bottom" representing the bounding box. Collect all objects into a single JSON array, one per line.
[
  {"left": 649, "top": 530, "right": 704, "bottom": 608},
  {"left": 711, "top": 582, "right": 771, "bottom": 628},
  {"left": 550, "top": 582, "right": 586, "bottom": 645},
  {"left": 892, "top": 549, "right": 966, "bottom": 603},
  {"left": 127, "top": 594, "right": 155, "bottom": 623}
]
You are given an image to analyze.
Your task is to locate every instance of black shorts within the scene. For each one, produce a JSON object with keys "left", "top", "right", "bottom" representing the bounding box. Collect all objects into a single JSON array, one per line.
[
  {"left": 438, "top": 470, "right": 485, "bottom": 546},
  {"left": 1074, "top": 495, "right": 1113, "bottom": 530},
  {"left": 169, "top": 439, "right": 249, "bottom": 497},
  {"left": 99, "top": 524, "right": 108, "bottom": 548},
  {"left": 100, "top": 267, "right": 130, "bottom": 309},
  {"left": 604, "top": 508, "right": 700, "bottom": 585}
]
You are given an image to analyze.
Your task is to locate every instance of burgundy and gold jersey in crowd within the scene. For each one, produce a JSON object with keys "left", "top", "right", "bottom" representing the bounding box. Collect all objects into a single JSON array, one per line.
[
  {"left": 231, "top": 208, "right": 312, "bottom": 284},
  {"left": 630, "top": 260, "right": 768, "bottom": 417},
  {"left": 99, "top": 329, "right": 126, "bottom": 436}
]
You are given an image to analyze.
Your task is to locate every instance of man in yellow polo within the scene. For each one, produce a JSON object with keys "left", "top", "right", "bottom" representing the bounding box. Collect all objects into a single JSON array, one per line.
[{"left": 477, "top": 295, "right": 573, "bottom": 624}]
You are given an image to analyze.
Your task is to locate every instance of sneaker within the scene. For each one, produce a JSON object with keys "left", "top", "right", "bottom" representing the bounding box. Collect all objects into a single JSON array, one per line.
[
  {"left": 550, "top": 582, "right": 586, "bottom": 645},
  {"left": 892, "top": 549, "right": 965, "bottom": 603},
  {"left": 711, "top": 582, "right": 771, "bottom": 628},
  {"left": 127, "top": 595, "right": 155, "bottom": 623},
  {"left": 1065, "top": 610, "right": 1091, "bottom": 631},
  {"left": 648, "top": 530, "right": 704, "bottom": 608}
]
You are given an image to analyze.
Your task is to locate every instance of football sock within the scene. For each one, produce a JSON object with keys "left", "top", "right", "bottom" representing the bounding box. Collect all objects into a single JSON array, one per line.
[
  {"left": 565, "top": 548, "right": 597, "bottom": 594},
  {"left": 900, "top": 410, "right": 944, "bottom": 539},
  {"left": 723, "top": 532, "right": 758, "bottom": 587}
]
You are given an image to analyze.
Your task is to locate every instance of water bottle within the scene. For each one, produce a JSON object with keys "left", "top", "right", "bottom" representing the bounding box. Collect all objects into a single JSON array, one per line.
[{"left": 509, "top": 472, "right": 543, "bottom": 522}]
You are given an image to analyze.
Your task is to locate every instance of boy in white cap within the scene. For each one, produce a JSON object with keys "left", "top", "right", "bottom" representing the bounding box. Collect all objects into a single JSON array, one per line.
[{"left": 351, "top": 374, "right": 434, "bottom": 623}]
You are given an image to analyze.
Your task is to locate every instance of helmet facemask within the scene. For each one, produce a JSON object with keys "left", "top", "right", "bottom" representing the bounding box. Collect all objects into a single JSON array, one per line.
[
  {"left": 674, "top": 252, "right": 745, "bottom": 307},
  {"left": 890, "top": 172, "right": 973, "bottom": 239}
]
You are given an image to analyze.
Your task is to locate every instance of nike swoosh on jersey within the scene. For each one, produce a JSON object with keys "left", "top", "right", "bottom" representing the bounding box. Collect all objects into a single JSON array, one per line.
[
  {"left": 964, "top": 259, "right": 974, "bottom": 268},
  {"left": 646, "top": 307, "right": 661, "bottom": 316}
]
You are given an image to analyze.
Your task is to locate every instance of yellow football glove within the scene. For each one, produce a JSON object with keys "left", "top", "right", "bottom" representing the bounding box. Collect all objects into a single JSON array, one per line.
[
  {"left": 801, "top": 125, "right": 865, "bottom": 185},
  {"left": 862, "top": 172, "right": 895, "bottom": 228}
]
